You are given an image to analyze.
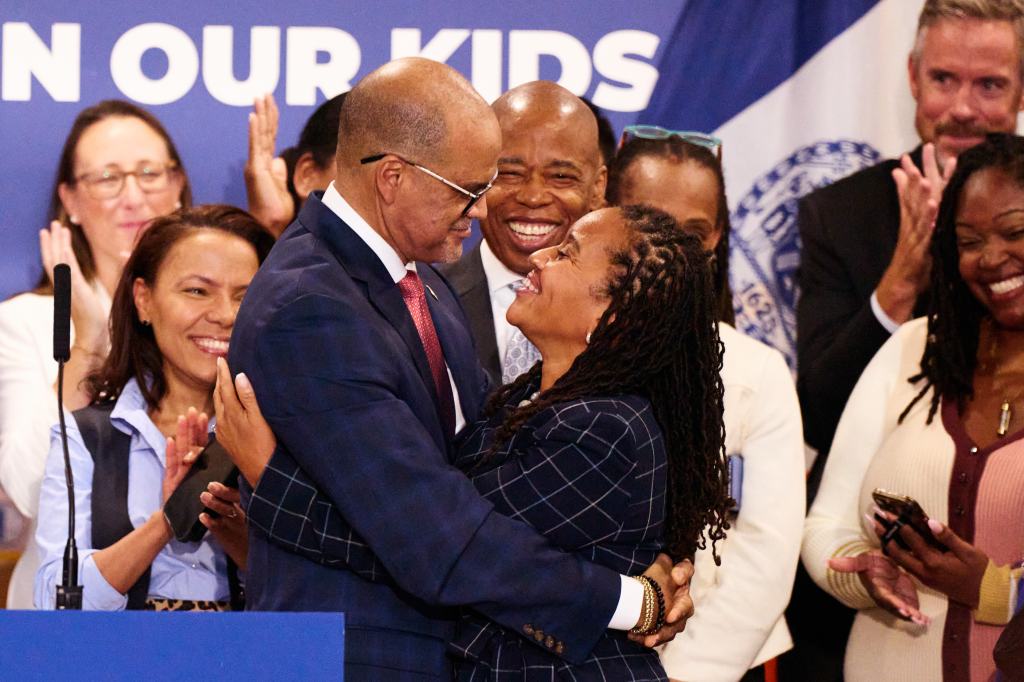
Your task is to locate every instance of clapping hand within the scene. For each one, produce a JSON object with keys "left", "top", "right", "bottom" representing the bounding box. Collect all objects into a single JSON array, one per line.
[
  {"left": 244, "top": 93, "right": 293, "bottom": 237},
  {"left": 876, "top": 143, "right": 957, "bottom": 323},
  {"left": 39, "top": 220, "right": 109, "bottom": 350},
  {"left": 161, "top": 407, "right": 209, "bottom": 505}
]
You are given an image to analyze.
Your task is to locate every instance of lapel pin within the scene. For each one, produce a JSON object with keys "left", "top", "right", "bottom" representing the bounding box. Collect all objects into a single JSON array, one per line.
[{"left": 424, "top": 283, "right": 439, "bottom": 301}]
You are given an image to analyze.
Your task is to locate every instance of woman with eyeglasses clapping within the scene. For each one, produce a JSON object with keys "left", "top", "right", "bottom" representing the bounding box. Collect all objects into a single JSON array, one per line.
[{"left": 0, "top": 100, "right": 192, "bottom": 609}]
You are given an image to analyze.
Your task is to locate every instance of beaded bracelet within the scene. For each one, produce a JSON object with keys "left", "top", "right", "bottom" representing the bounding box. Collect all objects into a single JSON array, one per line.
[{"left": 629, "top": 576, "right": 665, "bottom": 636}]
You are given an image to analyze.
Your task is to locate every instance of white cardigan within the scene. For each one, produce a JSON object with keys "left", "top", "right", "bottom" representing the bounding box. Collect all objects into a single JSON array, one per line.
[
  {"left": 0, "top": 286, "right": 108, "bottom": 609},
  {"left": 659, "top": 323, "right": 806, "bottom": 681}
]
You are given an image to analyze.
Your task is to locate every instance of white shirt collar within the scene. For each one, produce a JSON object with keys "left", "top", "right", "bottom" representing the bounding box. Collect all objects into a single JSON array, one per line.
[
  {"left": 479, "top": 239, "right": 524, "bottom": 294},
  {"left": 321, "top": 182, "right": 412, "bottom": 284}
]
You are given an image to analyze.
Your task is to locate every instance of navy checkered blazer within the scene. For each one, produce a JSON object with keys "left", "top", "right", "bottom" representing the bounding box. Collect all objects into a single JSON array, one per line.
[
  {"left": 248, "top": 377, "right": 670, "bottom": 680},
  {"left": 229, "top": 193, "right": 622, "bottom": 680}
]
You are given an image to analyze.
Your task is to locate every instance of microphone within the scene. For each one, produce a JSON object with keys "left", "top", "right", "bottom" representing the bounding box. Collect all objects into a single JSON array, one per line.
[
  {"left": 53, "top": 264, "right": 71, "bottom": 362},
  {"left": 52, "top": 264, "right": 82, "bottom": 609}
]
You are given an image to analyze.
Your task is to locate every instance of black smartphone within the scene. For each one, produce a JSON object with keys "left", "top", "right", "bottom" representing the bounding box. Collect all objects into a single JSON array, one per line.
[
  {"left": 871, "top": 488, "right": 948, "bottom": 552},
  {"left": 163, "top": 435, "right": 240, "bottom": 543}
]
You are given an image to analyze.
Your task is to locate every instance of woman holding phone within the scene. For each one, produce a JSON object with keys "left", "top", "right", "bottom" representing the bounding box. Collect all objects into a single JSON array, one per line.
[{"left": 804, "top": 135, "right": 1024, "bottom": 681}]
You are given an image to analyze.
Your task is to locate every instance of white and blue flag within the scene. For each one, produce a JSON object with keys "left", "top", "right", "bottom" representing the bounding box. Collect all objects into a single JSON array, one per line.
[{"left": 642, "top": 0, "right": 924, "bottom": 368}]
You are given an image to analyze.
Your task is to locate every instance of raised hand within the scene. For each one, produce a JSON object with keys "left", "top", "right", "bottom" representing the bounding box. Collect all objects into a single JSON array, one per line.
[
  {"left": 39, "top": 220, "right": 108, "bottom": 351},
  {"left": 875, "top": 143, "right": 956, "bottom": 324},
  {"left": 243, "top": 93, "right": 293, "bottom": 237},
  {"left": 214, "top": 357, "right": 277, "bottom": 486},
  {"left": 161, "top": 407, "right": 209, "bottom": 504}
]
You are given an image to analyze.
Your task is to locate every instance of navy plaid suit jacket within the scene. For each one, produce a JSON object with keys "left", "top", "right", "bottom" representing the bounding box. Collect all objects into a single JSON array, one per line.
[
  {"left": 249, "top": 377, "right": 670, "bottom": 680},
  {"left": 229, "top": 193, "right": 621, "bottom": 679}
]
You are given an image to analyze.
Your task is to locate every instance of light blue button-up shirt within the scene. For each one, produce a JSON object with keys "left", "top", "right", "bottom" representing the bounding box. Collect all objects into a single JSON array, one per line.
[{"left": 34, "top": 378, "right": 229, "bottom": 609}]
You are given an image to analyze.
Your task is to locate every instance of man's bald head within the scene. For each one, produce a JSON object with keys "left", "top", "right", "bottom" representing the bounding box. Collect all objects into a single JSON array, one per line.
[
  {"left": 492, "top": 81, "right": 603, "bottom": 168},
  {"left": 481, "top": 80, "right": 607, "bottom": 275},
  {"left": 335, "top": 58, "right": 501, "bottom": 265},
  {"left": 337, "top": 57, "right": 495, "bottom": 170}
]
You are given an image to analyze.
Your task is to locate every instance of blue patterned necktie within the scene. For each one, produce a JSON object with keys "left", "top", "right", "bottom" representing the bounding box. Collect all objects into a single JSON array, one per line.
[{"left": 502, "top": 322, "right": 540, "bottom": 385}]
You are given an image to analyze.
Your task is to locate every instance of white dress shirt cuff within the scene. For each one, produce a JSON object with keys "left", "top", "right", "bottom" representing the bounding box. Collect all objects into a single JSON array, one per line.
[
  {"left": 81, "top": 551, "right": 129, "bottom": 611},
  {"left": 607, "top": 574, "right": 643, "bottom": 630},
  {"left": 870, "top": 291, "right": 902, "bottom": 334}
]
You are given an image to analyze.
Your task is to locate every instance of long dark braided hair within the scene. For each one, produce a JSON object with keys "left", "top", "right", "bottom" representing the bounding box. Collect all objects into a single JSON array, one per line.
[
  {"left": 606, "top": 134, "right": 734, "bottom": 324},
  {"left": 900, "top": 133, "right": 1024, "bottom": 423},
  {"left": 486, "top": 205, "right": 731, "bottom": 561}
]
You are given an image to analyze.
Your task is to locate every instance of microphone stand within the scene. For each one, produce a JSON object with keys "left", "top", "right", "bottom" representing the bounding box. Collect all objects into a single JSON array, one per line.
[{"left": 53, "top": 264, "right": 82, "bottom": 609}]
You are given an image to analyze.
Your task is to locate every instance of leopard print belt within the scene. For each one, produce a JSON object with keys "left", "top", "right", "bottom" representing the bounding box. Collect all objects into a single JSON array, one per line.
[{"left": 144, "top": 598, "right": 231, "bottom": 612}]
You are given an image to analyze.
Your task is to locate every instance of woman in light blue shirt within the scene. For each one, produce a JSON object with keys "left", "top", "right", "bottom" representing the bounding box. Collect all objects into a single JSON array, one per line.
[{"left": 34, "top": 204, "right": 273, "bottom": 610}]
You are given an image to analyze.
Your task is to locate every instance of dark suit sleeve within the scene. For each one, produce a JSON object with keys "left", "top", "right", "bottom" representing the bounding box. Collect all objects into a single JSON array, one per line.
[
  {"left": 796, "top": 193, "right": 892, "bottom": 455},
  {"left": 246, "top": 293, "right": 621, "bottom": 663}
]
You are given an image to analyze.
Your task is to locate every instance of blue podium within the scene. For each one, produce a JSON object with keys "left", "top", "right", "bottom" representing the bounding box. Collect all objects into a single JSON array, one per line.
[{"left": 0, "top": 611, "right": 344, "bottom": 680}]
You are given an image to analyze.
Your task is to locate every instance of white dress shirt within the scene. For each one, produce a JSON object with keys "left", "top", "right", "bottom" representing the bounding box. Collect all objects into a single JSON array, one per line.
[{"left": 479, "top": 240, "right": 527, "bottom": 368}]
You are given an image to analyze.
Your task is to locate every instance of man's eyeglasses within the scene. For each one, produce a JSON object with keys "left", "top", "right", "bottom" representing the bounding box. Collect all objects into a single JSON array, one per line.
[
  {"left": 74, "top": 162, "right": 179, "bottom": 200},
  {"left": 361, "top": 153, "right": 496, "bottom": 217},
  {"left": 620, "top": 125, "right": 723, "bottom": 160}
]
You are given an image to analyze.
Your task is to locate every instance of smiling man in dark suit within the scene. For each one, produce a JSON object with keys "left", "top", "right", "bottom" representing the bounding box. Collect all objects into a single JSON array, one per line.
[
  {"left": 226, "top": 59, "right": 687, "bottom": 680},
  {"left": 442, "top": 81, "right": 607, "bottom": 385},
  {"left": 789, "top": 2, "right": 1024, "bottom": 680}
]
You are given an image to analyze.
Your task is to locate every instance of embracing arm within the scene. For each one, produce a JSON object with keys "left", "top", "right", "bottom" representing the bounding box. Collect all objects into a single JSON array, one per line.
[{"left": 237, "top": 294, "right": 625, "bottom": 662}]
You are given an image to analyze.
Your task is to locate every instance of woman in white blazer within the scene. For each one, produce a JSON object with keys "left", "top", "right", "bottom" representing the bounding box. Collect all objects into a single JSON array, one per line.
[
  {"left": 609, "top": 129, "right": 806, "bottom": 681},
  {"left": 0, "top": 100, "right": 191, "bottom": 608}
]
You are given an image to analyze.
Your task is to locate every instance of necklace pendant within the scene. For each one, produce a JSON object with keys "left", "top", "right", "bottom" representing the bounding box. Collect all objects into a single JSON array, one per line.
[{"left": 998, "top": 400, "right": 1012, "bottom": 437}]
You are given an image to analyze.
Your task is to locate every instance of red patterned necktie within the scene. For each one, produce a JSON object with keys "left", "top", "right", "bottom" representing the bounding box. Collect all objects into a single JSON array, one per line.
[{"left": 397, "top": 271, "right": 456, "bottom": 437}]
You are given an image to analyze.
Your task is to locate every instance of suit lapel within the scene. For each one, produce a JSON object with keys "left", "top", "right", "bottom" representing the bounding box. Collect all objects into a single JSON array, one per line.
[
  {"left": 443, "top": 246, "right": 501, "bottom": 385},
  {"left": 422, "top": 266, "right": 481, "bottom": 426},
  {"left": 302, "top": 193, "right": 439, "bottom": 426}
]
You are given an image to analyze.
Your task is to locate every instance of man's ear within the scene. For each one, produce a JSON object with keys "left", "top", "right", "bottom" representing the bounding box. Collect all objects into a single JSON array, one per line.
[
  {"left": 374, "top": 156, "right": 407, "bottom": 208},
  {"left": 293, "top": 152, "right": 329, "bottom": 199},
  {"left": 589, "top": 165, "right": 608, "bottom": 211}
]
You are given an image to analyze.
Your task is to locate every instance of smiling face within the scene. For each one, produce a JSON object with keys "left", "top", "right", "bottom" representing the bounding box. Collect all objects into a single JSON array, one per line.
[
  {"left": 614, "top": 156, "right": 722, "bottom": 250},
  {"left": 58, "top": 115, "right": 185, "bottom": 275},
  {"left": 381, "top": 122, "right": 501, "bottom": 264},
  {"left": 482, "top": 93, "right": 606, "bottom": 276},
  {"left": 134, "top": 231, "right": 259, "bottom": 395},
  {"left": 957, "top": 167, "right": 1024, "bottom": 329},
  {"left": 506, "top": 208, "right": 627, "bottom": 354},
  {"left": 910, "top": 17, "right": 1023, "bottom": 167}
]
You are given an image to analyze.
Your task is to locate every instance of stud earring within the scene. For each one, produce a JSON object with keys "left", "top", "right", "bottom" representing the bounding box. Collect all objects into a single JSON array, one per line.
[
  {"left": 585, "top": 331, "right": 592, "bottom": 345},
  {"left": 68, "top": 215, "right": 79, "bottom": 225},
  {"left": 174, "top": 200, "right": 182, "bottom": 210},
  {"left": 140, "top": 319, "right": 151, "bottom": 327}
]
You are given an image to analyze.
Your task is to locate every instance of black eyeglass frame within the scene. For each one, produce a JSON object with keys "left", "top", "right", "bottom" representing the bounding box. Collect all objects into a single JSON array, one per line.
[{"left": 361, "top": 152, "right": 496, "bottom": 217}]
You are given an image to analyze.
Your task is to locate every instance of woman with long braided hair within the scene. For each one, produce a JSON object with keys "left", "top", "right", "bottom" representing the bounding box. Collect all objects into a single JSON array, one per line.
[
  {"left": 805, "top": 134, "right": 1024, "bottom": 681},
  {"left": 209, "top": 204, "right": 729, "bottom": 680},
  {"left": 443, "top": 203, "right": 729, "bottom": 680},
  {"left": 608, "top": 130, "right": 806, "bottom": 682}
]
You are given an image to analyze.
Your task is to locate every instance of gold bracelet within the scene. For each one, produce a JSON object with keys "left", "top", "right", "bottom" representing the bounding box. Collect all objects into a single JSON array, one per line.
[{"left": 629, "top": 576, "right": 657, "bottom": 635}]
